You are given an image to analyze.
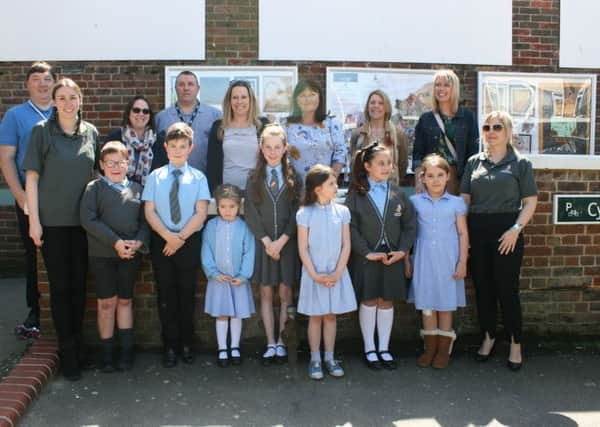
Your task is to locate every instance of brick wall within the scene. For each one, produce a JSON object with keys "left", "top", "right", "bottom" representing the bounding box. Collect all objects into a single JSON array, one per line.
[{"left": 2, "top": 0, "right": 600, "bottom": 345}]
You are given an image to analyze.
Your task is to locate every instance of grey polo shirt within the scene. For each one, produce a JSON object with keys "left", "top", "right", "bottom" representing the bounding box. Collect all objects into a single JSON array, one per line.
[
  {"left": 23, "top": 119, "right": 98, "bottom": 226},
  {"left": 460, "top": 147, "right": 537, "bottom": 214},
  {"left": 155, "top": 103, "right": 222, "bottom": 173}
]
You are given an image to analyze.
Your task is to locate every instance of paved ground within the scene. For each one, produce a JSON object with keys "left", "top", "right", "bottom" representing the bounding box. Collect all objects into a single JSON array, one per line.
[
  {"left": 2, "top": 278, "right": 600, "bottom": 427},
  {"left": 0, "top": 278, "right": 29, "bottom": 377}
]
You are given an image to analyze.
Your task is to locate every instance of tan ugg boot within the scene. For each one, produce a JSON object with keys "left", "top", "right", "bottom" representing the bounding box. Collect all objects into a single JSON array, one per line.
[
  {"left": 432, "top": 329, "right": 456, "bottom": 369},
  {"left": 417, "top": 329, "right": 438, "bottom": 368}
]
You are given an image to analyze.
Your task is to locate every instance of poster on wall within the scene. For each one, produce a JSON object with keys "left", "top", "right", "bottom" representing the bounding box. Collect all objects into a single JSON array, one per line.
[
  {"left": 478, "top": 72, "right": 596, "bottom": 156},
  {"left": 326, "top": 67, "right": 437, "bottom": 174},
  {"left": 164, "top": 66, "right": 298, "bottom": 122}
]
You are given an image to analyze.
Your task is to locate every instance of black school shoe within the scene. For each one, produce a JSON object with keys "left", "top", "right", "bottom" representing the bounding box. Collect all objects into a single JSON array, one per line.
[
  {"left": 230, "top": 347, "right": 242, "bottom": 366},
  {"left": 181, "top": 346, "right": 196, "bottom": 364},
  {"left": 364, "top": 350, "right": 382, "bottom": 370},
  {"left": 162, "top": 348, "right": 178, "bottom": 368},
  {"left": 378, "top": 351, "right": 398, "bottom": 370},
  {"left": 217, "top": 349, "right": 230, "bottom": 368}
]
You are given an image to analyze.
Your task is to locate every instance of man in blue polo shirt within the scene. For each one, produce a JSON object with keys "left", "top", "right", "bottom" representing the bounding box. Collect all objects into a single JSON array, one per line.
[
  {"left": 0, "top": 61, "right": 56, "bottom": 338},
  {"left": 156, "top": 70, "right": 221, "bottom": 174}
]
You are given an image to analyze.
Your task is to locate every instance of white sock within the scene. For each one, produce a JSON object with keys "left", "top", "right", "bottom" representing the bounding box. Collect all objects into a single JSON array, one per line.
[
  {"left": 230, "top": 317, "right": 242, "bottom": 349},
  {"left": 216, "top": 319, "right": 228, "bottom": 356},
  {"left": 310, "top": 352, "right": 321, "bottom": 363},
  {"left": 359, "top": 304, "right": 377, "bottom": 360},
  {"left": 263, "top": 345, "right": 276, "bottom": 358},
  {"left": 377, "top": 307, "right": 394, "bottom": 356}
]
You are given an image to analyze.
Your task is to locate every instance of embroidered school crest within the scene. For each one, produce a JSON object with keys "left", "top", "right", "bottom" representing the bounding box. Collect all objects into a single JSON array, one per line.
[{"left": 394, "top": 203, "right": 403, "bottom": 217}]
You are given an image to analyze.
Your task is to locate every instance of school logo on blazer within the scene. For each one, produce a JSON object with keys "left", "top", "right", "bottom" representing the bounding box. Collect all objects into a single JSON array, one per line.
[{"left": 394, "top": 203, "right": 403, "bottom": 217}]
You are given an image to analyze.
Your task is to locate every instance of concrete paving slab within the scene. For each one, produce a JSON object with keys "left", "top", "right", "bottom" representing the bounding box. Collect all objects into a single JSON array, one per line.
[{"left": 19, "top": 350, "right": 600, "bottom": 427}]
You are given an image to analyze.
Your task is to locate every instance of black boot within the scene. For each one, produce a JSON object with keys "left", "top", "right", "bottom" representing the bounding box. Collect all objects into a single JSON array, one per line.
[
  {"left": 60, "top": 338, "right": 81, "bottom": 381},
  {"left": 118, "top": 328, "right": 134, "bottom": 371},
  {"left": 100, "top": 337, "right": 115, "bottom": 373}
]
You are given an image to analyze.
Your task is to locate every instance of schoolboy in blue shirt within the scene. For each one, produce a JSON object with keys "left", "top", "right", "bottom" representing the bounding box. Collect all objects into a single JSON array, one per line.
[{"left": 142, "top": 122, "right": 210, "bottom": 368}]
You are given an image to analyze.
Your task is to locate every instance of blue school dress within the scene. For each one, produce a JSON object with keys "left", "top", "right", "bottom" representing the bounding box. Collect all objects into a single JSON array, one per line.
[
  {"left": 202, "top": 217, "right": 256, "bottom": 318},
  {"left": 296, "top": 202, "right": 357, "bottom": 316},
  {"left": 409, "top": 192, "right": 467, "bottom": 311}
]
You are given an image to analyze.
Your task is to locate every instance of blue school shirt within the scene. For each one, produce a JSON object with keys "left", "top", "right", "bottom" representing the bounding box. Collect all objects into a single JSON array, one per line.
[
  {"left": 265, "top": 164, "right": 284, "bottom": 190},
  {"left": 0, "top": 101, "right": 53, "bottom": 184},
  {"left": 367, "top": 177, "right": 388, "bottom": 217},
  {"left": 142, "top": 162, "right": 211, "bottom": 232}
]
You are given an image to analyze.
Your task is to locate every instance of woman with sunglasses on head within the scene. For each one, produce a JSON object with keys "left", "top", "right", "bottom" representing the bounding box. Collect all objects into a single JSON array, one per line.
[
  {"left": 284, "top": 80, "right": 347, "bottom": 180},
  {"left": 349, "top": 89, "right": 409, "bottom": 185},
  {"left": 106, "top": 96, "right": 167, "bottom": 186},
  {"left": 413, "top": 70, "right": 479, "bottom": 194},
  {"left": 23, "top": 78, "right": 99, "bottom": 381},
  {"left": 460, "top": 111, "right": 537, "bottom": 372},
  {"left": 207, "top": 80, "right": 269, "bottom": 194}
]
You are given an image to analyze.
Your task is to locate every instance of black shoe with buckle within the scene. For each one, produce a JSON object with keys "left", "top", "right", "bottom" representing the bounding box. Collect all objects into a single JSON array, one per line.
[
  {"left": 217, "top": 349, "right": 230, "bottom": 368},
  {"left": 364, "top": 350, "right": 382, "bottom": 370},
  {"left": 230, "top": 347, "right": 242, "bottom": 366},
  {"left": 163, "top": 348, "right": 177, "bottom": 368},
  {"left": 181, "top": 346, "right": 195, "bottom": 364},
  {"left": 378, "top": 351, "right": 398, "bottom": 370}
]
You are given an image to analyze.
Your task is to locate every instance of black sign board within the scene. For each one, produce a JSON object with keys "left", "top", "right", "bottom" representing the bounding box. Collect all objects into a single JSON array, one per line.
[{"left": 553, "top": 194, "right": 600, "bottom": 224}]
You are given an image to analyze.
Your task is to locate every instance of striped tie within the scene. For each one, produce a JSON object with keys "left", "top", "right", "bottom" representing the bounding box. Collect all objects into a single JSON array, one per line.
[
  {"left": 170, "top": 169, "right": 182, "bottom": 224},
  {"left": 269, "top": 169, "right": 279, "bottom": 196}
]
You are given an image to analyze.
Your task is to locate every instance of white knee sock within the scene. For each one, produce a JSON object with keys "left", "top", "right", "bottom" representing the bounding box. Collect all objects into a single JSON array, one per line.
[
  {"left": 377, "top": 307, "right": 394, "bottom": 353},
  {"left": 359, "top": 304, "right": 377, "bottom": 357},
  {"left": 216, "top": 319, "right": 228, "bottom": 355},
  {"left": 230, "top": 317, "right": 242, "bottom": 349}
]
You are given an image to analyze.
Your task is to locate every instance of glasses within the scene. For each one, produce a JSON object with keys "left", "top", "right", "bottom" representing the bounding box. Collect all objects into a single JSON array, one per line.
[
  {"left": 103, "top": 160, "right": 128, "bottom": 168},
  {"left": 131, "top": 107, "right": 150, "bottom": 115},
  {"left": 298, "top": 93, "right": 318, "bottom": 100},
  {"left": 482, "top": 124, "right": 504, "bottom": 132}
]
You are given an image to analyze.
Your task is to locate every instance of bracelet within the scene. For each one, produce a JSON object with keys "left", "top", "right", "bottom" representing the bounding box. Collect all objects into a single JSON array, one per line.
[{"left": 511, "top": 223, "right": 523, "bottom": 232}]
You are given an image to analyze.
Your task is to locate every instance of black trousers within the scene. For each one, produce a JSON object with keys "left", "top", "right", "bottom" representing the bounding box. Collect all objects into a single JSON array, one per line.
[
  {"left": 15, "top": 203, "right": 39, "bottom": 310},
  {"left": 40, "top": 226, "right": 88, "bottom": 354},
  {"left": 150, "top": 231, "right": 201, "bottom": 350},
  {"left": 468, "top": 213, "right": 524, "bottom": 343}
]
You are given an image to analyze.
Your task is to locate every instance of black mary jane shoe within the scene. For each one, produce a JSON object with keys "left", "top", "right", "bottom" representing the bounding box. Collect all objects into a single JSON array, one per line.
[
  {"left": 475, "top": 344, "right": 495, "bottom": 362},
  {"left": 507, "top": 359, "right": 523, "bottom": 372},
  {"left": 378, "top": 351, "right": 398, "bottom": 370},
  {"left": 181, "top": 346, "right": 196, "bottom": 364},
  {"left": 364, "top": 350, "right": 382, "bottom": 370},
  {"left": 217, "top": 349, "right": 230, "bottom": 368},
  {"left": 162, "top": 348, "right": 178, "bottom": 368},
  {"left": 230, "top": 347, "right": 242, "bottom": 366}
]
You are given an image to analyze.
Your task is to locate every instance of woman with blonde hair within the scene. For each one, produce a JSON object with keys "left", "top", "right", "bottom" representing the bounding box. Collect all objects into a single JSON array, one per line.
[
  {"left": 413, "top": 70, "right": 479, "bottom": 194},
  {"left": 349, "top": 89, "right": 409, "bottom": 185},
  {"left": 460, "top": 110, "right": 537, "bottom": 371},
  {"left": 206, "top": 80, "right": 268, "bottom": 193}
]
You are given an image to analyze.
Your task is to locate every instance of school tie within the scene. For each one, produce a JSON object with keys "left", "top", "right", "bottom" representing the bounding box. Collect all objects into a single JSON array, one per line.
[
  {"left": 170, "top": 169, "right": 182, "bottom": 224},
  {"left": 269, "top": 169, "right": 279, "bottom": 195}
]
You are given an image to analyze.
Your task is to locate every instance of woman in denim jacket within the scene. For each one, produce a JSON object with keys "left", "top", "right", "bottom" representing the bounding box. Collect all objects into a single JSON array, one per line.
[{"left": 413, "top": 70, "right": 479, "bottom": 194}]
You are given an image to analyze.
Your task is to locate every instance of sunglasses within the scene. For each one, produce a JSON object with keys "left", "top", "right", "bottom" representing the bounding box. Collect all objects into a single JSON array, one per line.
[
  {"left": 131, "top": 107, "right": 150, "bottom": 115},
  {"left": 482, "top": 124, "right": 504, "bottom": 132}
]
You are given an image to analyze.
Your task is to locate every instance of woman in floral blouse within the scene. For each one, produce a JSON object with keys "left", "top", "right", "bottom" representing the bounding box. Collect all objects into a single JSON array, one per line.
[{"left": 284, "top": 80, "right": 346, "bottom": 180}]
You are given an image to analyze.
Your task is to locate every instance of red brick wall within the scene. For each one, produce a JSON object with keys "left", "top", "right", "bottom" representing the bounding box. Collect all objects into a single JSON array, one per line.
[{"left": 2, "top": 0, "right": 600, "bottom": 345}]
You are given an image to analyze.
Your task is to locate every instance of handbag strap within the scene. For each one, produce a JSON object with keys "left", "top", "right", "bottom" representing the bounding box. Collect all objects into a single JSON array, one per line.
[{"left": 433, "top": 112, "right": 458, "bottom": 160}]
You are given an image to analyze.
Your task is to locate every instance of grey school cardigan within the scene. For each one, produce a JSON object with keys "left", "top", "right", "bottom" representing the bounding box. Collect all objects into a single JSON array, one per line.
[{"left": 80, "top": 178, "right": 149, "bottom": 258}]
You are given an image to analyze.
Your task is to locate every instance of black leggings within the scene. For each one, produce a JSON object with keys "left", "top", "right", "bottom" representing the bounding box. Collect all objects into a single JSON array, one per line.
[
  {"left": 40, "top": 226, "right": 88, "bottom": 354},
  {"left": 468, "top": 213, "right": 524, "bottom": 343}
]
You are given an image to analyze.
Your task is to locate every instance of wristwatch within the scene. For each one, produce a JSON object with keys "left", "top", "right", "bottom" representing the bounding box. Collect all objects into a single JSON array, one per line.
[{"left": 512, "top": 223, "right": 523, "bottom": 232}]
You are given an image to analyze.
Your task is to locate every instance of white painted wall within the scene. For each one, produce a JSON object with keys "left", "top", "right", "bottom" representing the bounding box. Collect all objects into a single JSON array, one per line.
[
  {"left": 0, "top": 0, "right": 205, "bottom": 61},
  {"left": 560, "top": 0, "right": 600, "bottom": 68},
  {"left": 259, "top": 0, "right": 512, "bottom": 65}
]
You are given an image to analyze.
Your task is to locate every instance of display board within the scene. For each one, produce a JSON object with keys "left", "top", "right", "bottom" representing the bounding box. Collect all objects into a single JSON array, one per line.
[
  {"left": 259, "top": 0, "right": 512, "bottom": 65},
  {"left": 326, "top": 67, "right": 437, "bottom": 173},
  {"left": 478, "top": 72, "right": 596, "bottom": 156},
  {"left": 164, "top": 66, "right": 298, "bottom": 122},
  {"left": 0, "top": 0, "right": 205, "bottom": 61}
]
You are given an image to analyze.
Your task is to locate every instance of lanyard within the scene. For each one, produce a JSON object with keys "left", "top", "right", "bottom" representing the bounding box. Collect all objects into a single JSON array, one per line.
[
  {"left": 175, "top": 102, "right": 200, "bottom": 126},
  {"left": 28, "top": 100, "right": 52, "bottom": 122}
]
